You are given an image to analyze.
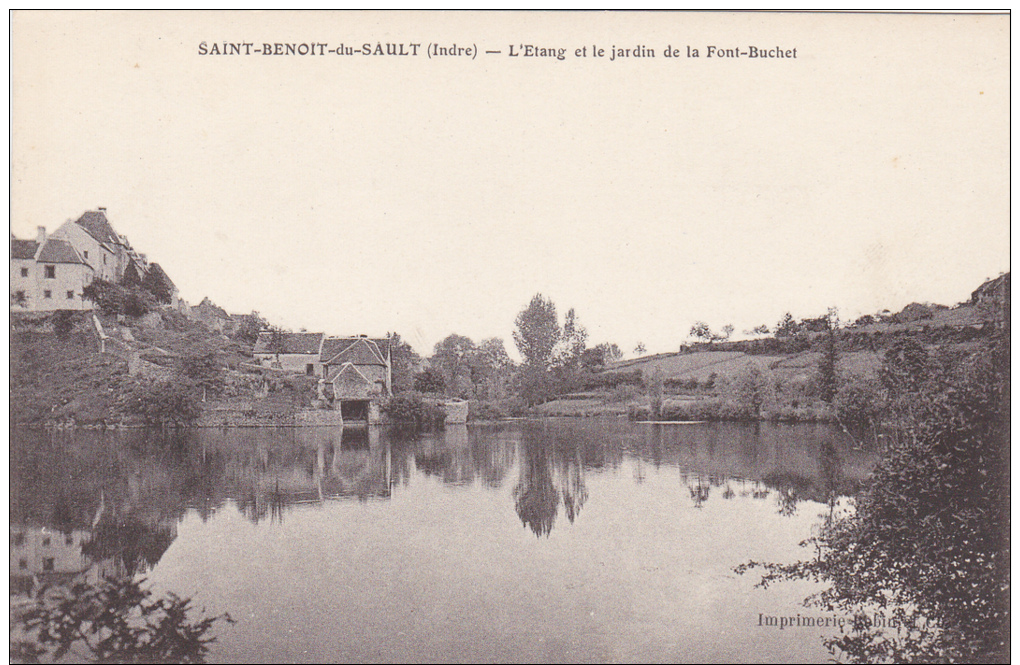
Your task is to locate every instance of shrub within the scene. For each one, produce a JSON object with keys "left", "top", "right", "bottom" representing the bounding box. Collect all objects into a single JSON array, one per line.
[
  {"left": 582, "top": 369, "right": 643, "bottom": 390},
  {"left": 833, "top": 374, "right": 885, "bottom": 432},
  {"left": 11, "top": 575, "right": 233, "bottom": 663},
  {"left": 82, "top": 279, "right": 154, "bottom": 317},
  {"left": 51, "top": 310, "right": 76, "bottom": 338},
  {"left": 380, "top": 393, "right": 446, "bottom": 428},
  {"left": 126, "top": 379, "right": 200, "bottom": 427},
  {"left": 608, "top": 383, "right": 639, "bottom": 403},
  {"left": 738, "top": 335, "right": 1010, "bottom": 662},
  {"left": 468, "top": 400, "right": 508, "bottom": 421},
  {"left": 413, "top": 368, "right": 446, "bottom": 394}
]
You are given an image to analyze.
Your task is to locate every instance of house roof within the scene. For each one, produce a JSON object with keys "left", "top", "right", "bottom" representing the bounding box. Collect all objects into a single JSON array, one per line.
[
  {"left": 11, "top": 239, "right": 39, "bottom": 260},
  {"left": 329, "top": 362, "right": 374, "bottom": 386},
  {"left": 75, "top": 210, "right": 122, "bottom": 246},
  {"left": 319, "top": 336, "right": 389, "bottom": 364},
  {"left": 37, "top": 238, "right": 87, "bottom": 265},
  {"left": 253, "top": 331, "right": 325, "bottom": 355}
]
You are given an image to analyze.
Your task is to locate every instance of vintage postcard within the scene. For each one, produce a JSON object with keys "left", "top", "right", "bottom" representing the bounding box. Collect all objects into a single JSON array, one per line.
[{"left": 10, "top": 11, "right": 1009, "bottom": 664}]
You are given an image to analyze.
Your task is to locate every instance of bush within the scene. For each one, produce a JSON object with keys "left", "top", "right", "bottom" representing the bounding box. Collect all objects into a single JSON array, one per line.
[
  {"left": 82, "top": 279, "right": 154, "bottom": 317},
  {"left": 468, "top": 400, "right": 508, "bottom": 421},
  {"left": 413, "top": 368, "right": 446, "bottom": 394},
  {"left": 51, "top": 310, "right": 76, "bottom": 338},
  {"left": 125, "top": 379, "right": 200, "bottom": 427},
  {"left": 582, "top": 369, "right": 643, "bottom": 390},
  {"left": 833, "top": 374, "right": 885, "bottom": 432},
  {"left": 738, "top": 335, "right": 1010, "bottom": 662},
  {"left": 380, "top": 393, "right": 446, "bottom": 428},
  {"left": 608, "top": 383, "right": 639, "bottom": 403}
]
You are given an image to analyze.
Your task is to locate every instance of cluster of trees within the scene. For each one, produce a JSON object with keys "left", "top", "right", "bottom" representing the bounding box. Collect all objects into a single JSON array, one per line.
[
  {"left": 418, "top": 334, "right": 514, "bottom": 399},
  {"left": 81, "top": 264, "right": 176, "bottom": 318},
  {"left": 399, "top": 294, "right": 625, "bottom": 407},
  {"left": 739, "top": 330, "right": 1010, "bottom": 663}
]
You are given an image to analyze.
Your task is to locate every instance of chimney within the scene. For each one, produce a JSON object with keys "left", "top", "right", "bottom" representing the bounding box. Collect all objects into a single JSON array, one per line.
[
  {"left": 98, "top": 206, "right": 106, "bottom": 212},
  {"left": 36, "top": 226, "right": 46, "bottom": 244}
]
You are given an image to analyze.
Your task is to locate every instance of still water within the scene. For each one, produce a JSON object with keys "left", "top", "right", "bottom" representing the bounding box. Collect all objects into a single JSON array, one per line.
[{"left": 11, "top": 420, "right": 880, "bottom": 663}]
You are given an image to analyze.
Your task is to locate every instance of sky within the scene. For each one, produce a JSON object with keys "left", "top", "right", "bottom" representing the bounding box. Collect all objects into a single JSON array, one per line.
[{"left": 10, "top": 11, "right": 1010, "bottom": 358}]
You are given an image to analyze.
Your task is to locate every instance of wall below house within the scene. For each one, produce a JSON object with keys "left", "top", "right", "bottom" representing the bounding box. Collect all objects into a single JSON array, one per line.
[{"left": 196, "top": 407, "right": 344, "bottom": 427}]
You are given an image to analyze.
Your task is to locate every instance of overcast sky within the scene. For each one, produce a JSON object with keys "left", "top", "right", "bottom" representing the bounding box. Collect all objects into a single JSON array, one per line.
[{"left": 11, "top": 11, "right": 1009, "bottom": 358}]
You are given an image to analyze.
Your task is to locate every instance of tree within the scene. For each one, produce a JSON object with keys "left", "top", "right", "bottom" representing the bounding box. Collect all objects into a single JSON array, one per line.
[
  {"left": 232, "top": 311, "right": 268, "bottom": 346},
  {"left": 552, "top": 308, "right": 588, "bottom": 394},
  {"left": 634, "top": 342, "right": 646, "bottom": 356},
  {"left": 689, "top": 321, "right": 714, "bottom": 344},
  {"left": 432, "top": 333, "right": 477, "bottom": 398},
  {"left": 774, "top": 312, "right": 799, "bottom": 338},
  {"left": 817, "top": 307, "right": 839, "bottom": 403},
  {"left": 738, "top": 333, "right": 1010, "bottom": 663},
  {"left": 557, "top": 308, "right": 588, "bottom": 366},
  {"left": 413, "top": 367, "right": 446, "bottom": 394},
  {"left": 584, "top": 342, "right": 623, "bottom": 369},
  {"left": 513, "top": 294, "right": 561, "bottom": 405},
  {"left": 141, "top": 265, "right": 173, "bottom": 304},
  {"left": 264, "top": 326, "right": 287, "bottom": 366},
  {"left": 513, "top": 294, "right": 560, "bottom": 368},
  {"left": 746, "top": 324, "right": 771, "bottom": 337},
  {"left": 387, "top": 332, "right": 422, "bottom": 394},
  {"left": 720, "top": 324, "right": 735, "bottom": 342},
  {"left": 474, "top": 337, "right": 514, "bottom": 399}
]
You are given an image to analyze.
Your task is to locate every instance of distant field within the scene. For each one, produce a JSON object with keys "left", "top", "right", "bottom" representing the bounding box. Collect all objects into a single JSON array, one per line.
[{"left": 606, "top": 349, "right": 882, "bottom": 384}]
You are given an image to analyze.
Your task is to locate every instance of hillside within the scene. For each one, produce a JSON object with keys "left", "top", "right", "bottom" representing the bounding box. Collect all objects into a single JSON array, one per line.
[{"left": 9, "top": 308, "right": 307, "bottom": 427}]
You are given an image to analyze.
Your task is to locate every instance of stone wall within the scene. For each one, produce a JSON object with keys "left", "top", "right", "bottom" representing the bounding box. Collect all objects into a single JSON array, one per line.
[
  {"left": 442, "top": 399, "right": 469, "bottom": 424},
  {"left": 196, "top": 406, "right": 344, "bottom": 428}
]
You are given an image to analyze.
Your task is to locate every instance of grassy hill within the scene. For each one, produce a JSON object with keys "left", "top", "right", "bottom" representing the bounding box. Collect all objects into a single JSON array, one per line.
[{"left": 9, "top": 309, "right": 305, "bottom": 427}]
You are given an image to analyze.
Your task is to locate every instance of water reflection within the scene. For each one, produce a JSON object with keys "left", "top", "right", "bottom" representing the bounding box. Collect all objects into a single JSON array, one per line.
[
  {"left": 11, "top": 421, "right": 875, "bottom": 546},
  {"left": 11, "top": 421, "right": 879, "bottom": 661}
]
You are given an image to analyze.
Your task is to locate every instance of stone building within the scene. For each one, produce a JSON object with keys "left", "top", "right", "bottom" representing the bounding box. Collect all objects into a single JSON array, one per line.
[
  {"left": 253, "top": 331, "right": 326, "bottom": 374},
  {"left": 10, "top": 228, "right": 94, "bottom": 311},
  {"left": 11, "top": 208, "right": 185, "bottom": 313}
]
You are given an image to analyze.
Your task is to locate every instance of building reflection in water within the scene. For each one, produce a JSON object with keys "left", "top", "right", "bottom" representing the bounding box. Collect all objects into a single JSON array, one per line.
[{"left": 11, "top": 420, "right": 876, "bottom": 559}]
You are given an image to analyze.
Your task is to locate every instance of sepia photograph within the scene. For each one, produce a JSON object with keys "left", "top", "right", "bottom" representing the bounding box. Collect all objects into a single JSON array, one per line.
[{"left": 9, "top": 10, "right": 1010, "bottom": 663}]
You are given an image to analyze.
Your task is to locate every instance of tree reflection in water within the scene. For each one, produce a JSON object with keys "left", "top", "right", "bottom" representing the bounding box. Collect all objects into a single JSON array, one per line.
[{"left": 513, "top": 424, "right": 589, "bottom": 537}]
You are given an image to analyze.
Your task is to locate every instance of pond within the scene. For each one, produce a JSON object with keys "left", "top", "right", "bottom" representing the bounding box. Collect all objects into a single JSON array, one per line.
[{"left": 10, "top": 420, "right": 881, "bottom": 663}]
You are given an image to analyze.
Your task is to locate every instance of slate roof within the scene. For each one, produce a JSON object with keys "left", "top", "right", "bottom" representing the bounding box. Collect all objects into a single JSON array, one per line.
[
  {"left": 75, "top": 210, "right": 122, "bottom": 246},
  {"left": 11, "top": 239, "right": 39, "bottom": 260},
  {"left": 37, "top": 238, "right": 87, "bottom": 265},
  {"left": 253, "top": 331, "right": 324, "bottom": 355},
  {"left": 328, "top": 362, "right": 375, "bottom": 386},
  {"left": 319, "top": 337, "right": 389, "bottom": 364}
]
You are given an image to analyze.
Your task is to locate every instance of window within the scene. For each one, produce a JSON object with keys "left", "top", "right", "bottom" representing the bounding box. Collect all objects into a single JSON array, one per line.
[
  {"left": 103, "top": 255, "right": 107, "bottom": 265},
  {"left": 15, "top": 290, "right": 25, "bottom": 301},
  {"left": 42, "top": 536, "right": 51, "bottom": 547},
  {"left": 66, "top": 290, "right": 74, "bottom": 300},
  {"left": 43, "top": 290, "right": 52, "bottom": 299},
  {"left": 83, "top": 250, "right": 89, "bottom": 259},
  {"left": 42, "top": 558, "right": 55, "bottom": 572},
  {"left": 20, "top": 267, "right": 28, "bottom": 277},
  {"left": 65, "top": 534, "right": 74, "bottom": 545},
  {"left": 44, "top": 265, "right": 55, "bottom": 278},
  {"left": 18, "top": 559, "right": 27, "bottom": 570},
  {"left": 306, "top": 364, "right": 314, "bottom": 375}
]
